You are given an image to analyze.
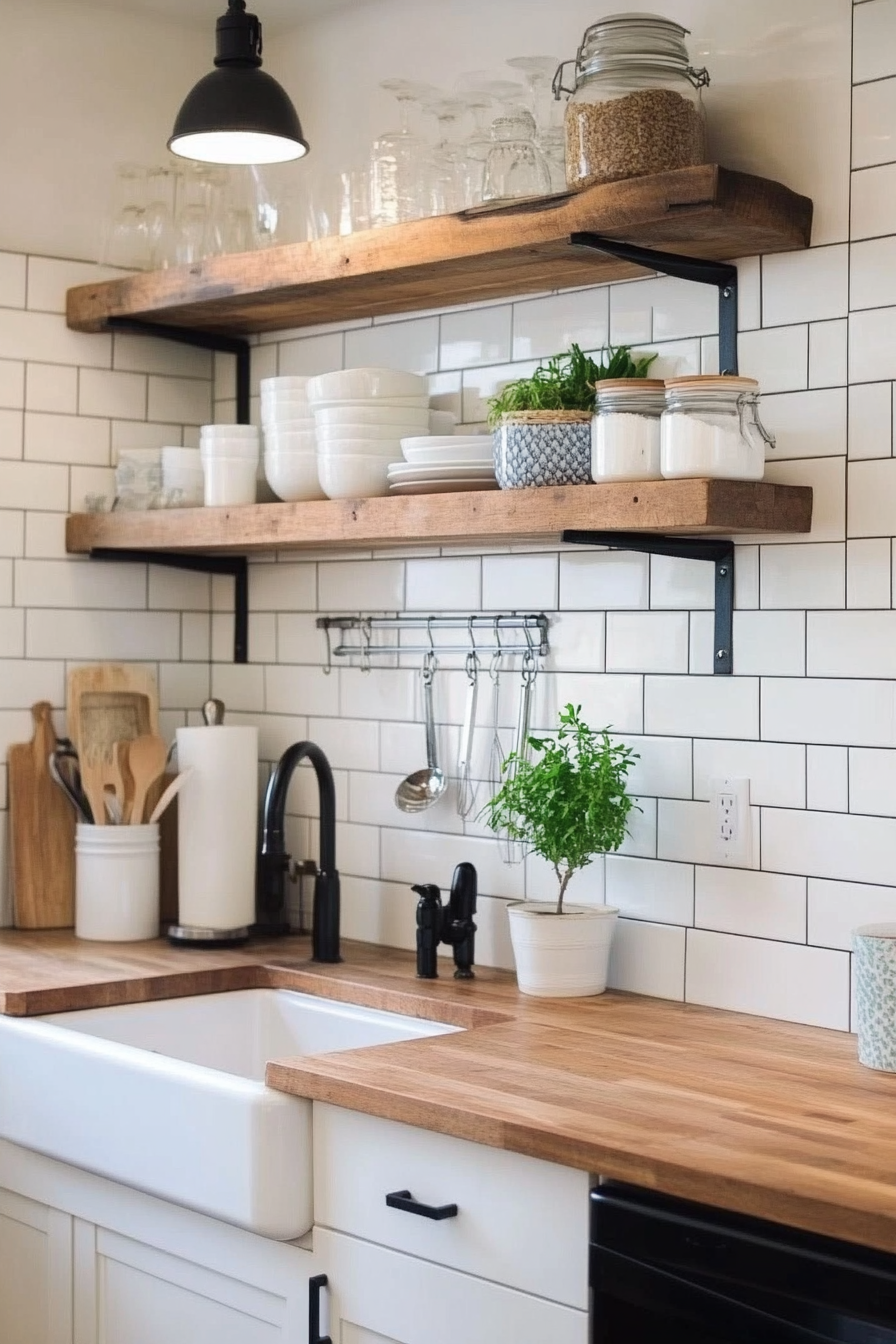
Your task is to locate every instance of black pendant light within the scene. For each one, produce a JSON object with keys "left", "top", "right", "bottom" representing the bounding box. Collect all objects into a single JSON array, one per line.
[{"left": 169, "top": 0, "right": 309, "bottom": 165}]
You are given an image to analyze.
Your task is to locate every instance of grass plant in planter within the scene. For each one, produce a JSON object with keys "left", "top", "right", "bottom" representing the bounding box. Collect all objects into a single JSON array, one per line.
[
  {"left": 488, "top": 344, "right": 657, "bottom": 489},
  {"left": 483, "top": 703, "right": 639, "bottom": 997}
]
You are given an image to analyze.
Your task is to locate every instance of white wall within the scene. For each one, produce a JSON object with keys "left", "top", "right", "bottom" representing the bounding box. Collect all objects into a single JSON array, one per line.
[{"left": 0, "top": 1, "right": 207, "bottom": 261}]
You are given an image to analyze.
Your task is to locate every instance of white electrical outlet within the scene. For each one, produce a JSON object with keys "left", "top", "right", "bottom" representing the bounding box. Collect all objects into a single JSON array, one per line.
[{"left": 709, "top": 777, "right": 752, "bottom": 866}]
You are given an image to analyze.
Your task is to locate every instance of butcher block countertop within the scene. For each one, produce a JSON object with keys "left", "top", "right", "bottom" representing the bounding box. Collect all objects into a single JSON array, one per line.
[{"left": 0, "top": 930, "right": 894, "bottom": 1255}]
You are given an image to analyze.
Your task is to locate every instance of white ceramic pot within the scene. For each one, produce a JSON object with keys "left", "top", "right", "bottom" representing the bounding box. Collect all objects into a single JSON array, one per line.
[{"left": 506, "top": 901, "right": 618, "bottom": 998}]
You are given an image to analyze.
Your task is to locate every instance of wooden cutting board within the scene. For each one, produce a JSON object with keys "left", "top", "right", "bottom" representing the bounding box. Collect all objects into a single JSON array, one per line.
[
  {"left": 8, "top": 702, "right": 75, "bottom": 928},
  {"left": 66, "top": 664, "right": 159, "bottom": 761}
]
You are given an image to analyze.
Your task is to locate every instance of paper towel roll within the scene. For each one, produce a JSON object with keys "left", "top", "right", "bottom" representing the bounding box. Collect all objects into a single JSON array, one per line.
[{"left": 176, "top": 726, "right": 258, "bottom": 932}]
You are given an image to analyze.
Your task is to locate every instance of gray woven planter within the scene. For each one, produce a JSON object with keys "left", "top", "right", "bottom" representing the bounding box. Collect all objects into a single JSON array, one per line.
[{"left": 493, "top": 411, "right": 592, "bottom": 489}]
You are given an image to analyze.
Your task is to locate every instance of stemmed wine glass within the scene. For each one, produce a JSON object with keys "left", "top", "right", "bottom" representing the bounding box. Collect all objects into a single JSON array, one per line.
[
  {"left": 506, "top": 55, "right": 562, "bottom": 130},
  {"left": 418, "top": 95, "right": 471, "bottom": 216},
  {"left": 371, "top": 79, "right": 439, "bottom": 226}
]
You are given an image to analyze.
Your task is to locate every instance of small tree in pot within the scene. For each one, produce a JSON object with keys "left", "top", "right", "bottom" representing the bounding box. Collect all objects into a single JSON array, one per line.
[{"left": 483, "top": 703, "right": 639, "bottom": 997}]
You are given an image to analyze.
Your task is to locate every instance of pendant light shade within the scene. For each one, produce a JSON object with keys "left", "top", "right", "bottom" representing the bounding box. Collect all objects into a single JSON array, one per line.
[{"left": 169, "top": 0, "right": 309, "bottom": 166}]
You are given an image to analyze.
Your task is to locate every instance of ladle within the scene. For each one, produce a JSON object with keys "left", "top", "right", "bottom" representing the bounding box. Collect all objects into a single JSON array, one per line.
[{"left": 395, "top": 652, "right": 447, "bottom": 813}]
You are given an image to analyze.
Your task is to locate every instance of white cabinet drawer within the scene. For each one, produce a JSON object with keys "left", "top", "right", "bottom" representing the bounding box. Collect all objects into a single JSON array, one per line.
[
  {"left": 313, "top": 1104, "right": 589, "bottom": 1309},
  {"left": 316, "top": 1227, "right": 589, "bottom": 1344}
]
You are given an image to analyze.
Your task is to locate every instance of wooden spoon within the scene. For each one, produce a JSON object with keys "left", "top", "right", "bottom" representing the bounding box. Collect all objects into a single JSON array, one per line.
[
  {"left": 127, "top": 734, "right": 168, "bottom": 826},
  {"left": 80, "top": 751, "right": 107, "bottom": 827}
]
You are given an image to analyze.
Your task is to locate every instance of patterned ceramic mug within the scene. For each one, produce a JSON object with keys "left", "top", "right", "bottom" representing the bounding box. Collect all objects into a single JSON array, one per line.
[{"left": 853, "top": 923, "right": 896, "bottom": 1071}]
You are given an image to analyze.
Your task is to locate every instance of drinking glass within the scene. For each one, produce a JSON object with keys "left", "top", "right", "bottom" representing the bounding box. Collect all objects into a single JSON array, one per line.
[
  {"left": 101, "top": 163, "right": 149, "bottom": 269},
  {"left": 453, "top": 85, "right": 496, "bottom": 207},
  {"left": 419, "top": 95, "right": 470, "bottom": 215},
  {"left": 506, "top": 55, "right": 562, "bottom": 129},
  {"left": 174, "top": 164, "right": 218, "bottom": 264},
  {"left": 144, "top": 166, "right": 179, "bottom": 269},
  {"left": 482, "top": 110, "right": 552, "bottom": 203},
  {"left": 371, "top": 79, "right": 437, "bottom": 226}
]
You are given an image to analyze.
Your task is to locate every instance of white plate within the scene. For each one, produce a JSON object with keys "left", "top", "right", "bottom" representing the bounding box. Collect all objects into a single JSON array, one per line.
[
  {"left": 389, "top": 478, "right": 501, "bottom": 495},
  {"left": 400, "top": 435, "right": 493, "bottom": 451},
  {"left": 387, "top": 460, "right": 496, "bottom": 479}
]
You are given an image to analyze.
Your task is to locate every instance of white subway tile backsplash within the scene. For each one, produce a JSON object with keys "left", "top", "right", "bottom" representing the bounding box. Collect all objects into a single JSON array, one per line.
[
  {"left": 382, "top": 826, "right": 524, "bottom": 900},
  {"left": 809, "top": 320, "right": 847, "bottom": 389},
  {"left": 0, "top": 254, "right": 26, "bottom": 309},
  {"left": 0, "top": 610, "right": 24, "bottom": 659},
  {"left": 147, "top": 374, "right": 211, "bottom": 426},
  {"left": 441, "top": 304, "right": 511, "bottom": 370},
  {"left": 848, "top": 458, "right": 896, "bottom": 535},
  {"left": 482, "top": 553, "right": 557, "bottom": 612},
  {"left": 645, "top": 676, "right": 758, "bottom": 740},
  {"left": 849, "top": 747, "right": 896, "bottom": 815},
  {"left": 650, "top": 555, "right": 714, "bottom": 609},
  {"left": 763, "top": 806, "right": 896, "bottom": 886},
  {"left": 847, "top": 537, "right": 891, "bottom": 606},
  {"left": 761, "top": 389, "right": 846, "bottom": 460},
  {"left": 762, "top": 246, "right": 848, "bottom": 325},
  {"left": 79, "top": 368, "right": 146, "bottom": 421},
  {"left": 693, "top": 738, "right": 805, "bottom": 808},
  {"left": 0, "top": 360, "right": 24, "bottom": 411},
  {"left": 807, "top": 610, "right": 896, "bottom": 676},
  {"left": 265, "top": 663, "right": 339, "bottom": 717},
  {"left": 618, "top": 734, "right": 692, "bottom": 799},
  {"left": 535, "top": 672, "right": 644, "bottom": 734},
  {"left": 851, "top": 164, "right": 896, "bottom": 240},
  {"left": 345, "top": 318, "right": 439, "bottom": 376},
  {"left": 460, "top": 358, "right": 538, "bottom": 423},
  {"left": 25, "top": 364, "right": 77, "bottom": 415},
  {"left": 250, "top": 562, "right": 316, "bottom": 612},
  {"left": 849, "top": 307, "right": 896, "bottom": 383},
  {"left": 808, "top": 877, "right": 896, "bottom": 949},
  {"left": 657, "top": 798, "right": 760, "bottom": 868},
  {"left": 695, "top": 867, "right": 807, "bottom": 943},
  {"left": 350, "top": 769, "right": 463, "bottom": 835},
  {"left": 0, "top": 410, "right": 22, "bottom": 460},
  {"left": 0, "top": 461, "right": 70, "bottom": 512},
  {"left": 0, "top": 659, "right": 64, "bottom": 709},
  {"left": 853, "top": 76, "right": 896, "bottom": 169},
  {"left": 147, "top": 567, "right": 210, "bottom": 611},
  {"left": 605, "top": 855, "right": 694, "bottom": 925},
  {"left": 113, "top": 334, "right": 211, "bottom": 380},
  {"left": 762, "top": 677, "right": 896, "bottom": 747},
  {"left": 685, "top": 929, "right": 849, "bottom": 1029},
  {"left": 606, "top": 611, "right": 688, "bottom": 673},
  {"left": 24, "top": 412, "right": 108, "bottom": 467},
  {"left": 848, "top": 382, "right": 891, "bottom": 460},
  {"left": 15, "top": 559, "right": 145, "bottom": 611},
  {"left": 607, "top": 919, "right": 686, "bottom": 1000},
  {"left": 27, "top": 609, "right": 179, "bottom": 661},
  {"left": 559, "top": 550, "right": 649, "bottom": 610},
  {"left": 762, "top": 457, "right": 845, "bottom": 543},
  {"left": 737, "top": 325, "right": 808, "bottom": 393},
  {"left": 0, "top": 512, "right": 24, "bottom": 558},
  {"left": 853, "top": 238, "right": 896, "bottom": 313},
  {"left": 406, "top": 557, "right": 480, "bottom": 611},
  {"left": 854, "top": 0, "right": 896, "bottom": 83},
  {"left": 807, "top": 745, "right": 849, "bottom": 812},
  {"left": 511, "top": 287, "right": 609, "bottom": 362},
  {"left": 318, "top": 559, "right": 404, "bottom": 612},
  {"left": 0, "top": 309, "right": 110, "bottom": 370},
  {"left": 546, "top": 611, "right": 605, "bottom": 673}
]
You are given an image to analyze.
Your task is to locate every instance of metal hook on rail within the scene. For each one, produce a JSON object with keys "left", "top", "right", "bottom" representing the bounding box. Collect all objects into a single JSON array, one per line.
[{"left": 360, "top": 616, "right": 372, "bottom": 674}]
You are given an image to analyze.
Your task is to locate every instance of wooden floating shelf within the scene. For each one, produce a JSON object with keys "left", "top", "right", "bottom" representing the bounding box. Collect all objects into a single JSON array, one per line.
[
  {"left": 65, "top": 480, "right": 813, "bottom": 558},
  {"left": 66, "top": 165, "right": 813, "bottom": 337}
]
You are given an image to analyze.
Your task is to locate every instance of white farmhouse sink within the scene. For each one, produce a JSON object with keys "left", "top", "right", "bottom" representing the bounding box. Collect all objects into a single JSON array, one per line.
[{"left": 0, "top": 988, "right": 457, "bottom": 1239}]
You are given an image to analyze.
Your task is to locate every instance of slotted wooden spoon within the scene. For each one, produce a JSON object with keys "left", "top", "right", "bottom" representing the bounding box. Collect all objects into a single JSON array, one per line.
[{"left": 127, "top": 734, "right": 168, "bottom": 826}]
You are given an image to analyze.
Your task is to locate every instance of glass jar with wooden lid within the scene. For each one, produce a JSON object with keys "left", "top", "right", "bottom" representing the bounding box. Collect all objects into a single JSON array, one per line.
[
  {"left": 592, "top": 378, "right": 666, "bottom": 482},
  {"left": 554, "top": 13, "right": 710, "bottom": 190},
  {"left": 660, "top": 375, "right": 775, "bottom": 481}
]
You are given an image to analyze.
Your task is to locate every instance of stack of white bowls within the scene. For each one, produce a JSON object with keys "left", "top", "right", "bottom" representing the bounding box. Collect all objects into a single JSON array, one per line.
[
  {"left": 200, "top": 425, "right": 260, "bottom": 507},
  {"left": 307, "top": 368, "right": 431, "bottom": 499},
  {"left": 260, "top": 376, "right": 325, "bottom": 502}
]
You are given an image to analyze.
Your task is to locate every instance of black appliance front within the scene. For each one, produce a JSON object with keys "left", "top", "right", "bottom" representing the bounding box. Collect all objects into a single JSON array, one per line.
[{"left": 591, "top": 1183, "right": 896, "bottom": 1344}]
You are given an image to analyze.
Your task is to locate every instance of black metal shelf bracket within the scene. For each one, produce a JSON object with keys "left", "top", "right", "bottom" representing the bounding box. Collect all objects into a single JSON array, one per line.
[
  {"left": 95, "top": 318, "right": 253, "bottom": 662},
  {"left": 562, "top": 531, "right": 734, "bottom": 674},
  {"left": 569, "top": 233, "right": 739, "bottom": 375},
  {"left": 91, "top": 549, "right": 249, "bottom": 664}
]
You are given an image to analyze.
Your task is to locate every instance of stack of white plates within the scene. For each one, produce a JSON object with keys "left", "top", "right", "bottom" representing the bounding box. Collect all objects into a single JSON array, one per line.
[
  {"left": 260, "top": 376, "right": 324, "bottom": 502},
  {"left": 389, "top": 435, "right": 497, "bottom": 495},
  {"left": 307, "top": 368, "right": 430, "bottom": 499}
]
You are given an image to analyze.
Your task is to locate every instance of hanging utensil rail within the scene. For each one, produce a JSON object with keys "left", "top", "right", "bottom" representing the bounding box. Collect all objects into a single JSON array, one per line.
[{"left": 317, "top": 614, "right": 550, "bottom": 664}]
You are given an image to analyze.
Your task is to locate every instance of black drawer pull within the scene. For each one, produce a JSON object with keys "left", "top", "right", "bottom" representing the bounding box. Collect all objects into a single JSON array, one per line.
[
  {"left": 385, "top": 1189, "right": 459, "bottom": 1220},
  {"left": 309, "top": 1274, "right": 331, "bottom": 1344}
]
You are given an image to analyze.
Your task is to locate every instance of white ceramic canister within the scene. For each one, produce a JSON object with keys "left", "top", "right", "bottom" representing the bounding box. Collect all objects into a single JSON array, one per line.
[
  {"left": 175, "top": 726, "right": 258, "bottom": 937},
  {"left": 592, "top": 378, "right": 665, "bottom": 482},
  {"left": 75, "top": 822, "right": 160, "bottom": 941},
  {"left": 506, "top": 902, "right": 619, "bottom": 997},
  {"left": 853, "top": 923, "right": 896, "bottom": 1071},
  {"left": 200, "top": 443, "right": 259, "bottom": 506},
  {"left": 660, "top": 375, "right": 774, "bottom": 480}
]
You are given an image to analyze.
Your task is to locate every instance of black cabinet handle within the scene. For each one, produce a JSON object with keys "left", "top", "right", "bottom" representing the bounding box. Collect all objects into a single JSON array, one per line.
[
  {"left": 309, "top": 1273, "right": 331, "bottom": 1344},
  {"left": 385, "top": 1189, "right": 459, "bottom": 1221}
]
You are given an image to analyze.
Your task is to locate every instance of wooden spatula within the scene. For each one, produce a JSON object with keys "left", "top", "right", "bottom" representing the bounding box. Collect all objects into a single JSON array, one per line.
[{"left": 128, "top": 734, "right": 168, "bottom": 826}]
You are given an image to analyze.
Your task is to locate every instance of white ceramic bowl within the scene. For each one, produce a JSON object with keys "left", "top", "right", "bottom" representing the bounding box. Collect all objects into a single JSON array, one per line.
[
  {"left": 260, "top": 390, "right": 311, "bottom": 408},
  {"left": 261, "top": 401, "right": 312, "bottom": 419},
  {"left": 307, "top": 368, "right": 427, "bottom": 403},
  {"left": 263, "top": 428, "right": 317, "bottom": 454},
  {"left": 315, "top": 421, "right": 414, "bottom": 442},
  {"left": 314, "top": 404, "right": 430, "bottom": 430},
  {"left": 309, "top": 395, "right": 430, "bottom": 413},
  {"left": 264, "top": 452, "right": 326, "bottom": 502},
  {"left": 200, "top": 424, "right": 259, "bottom": 439},
  {"left": 400, "top": 435, "right": 494, "bottom": 465},
  {"left": 316, "top": 438, "right": 399, "bottom": 459},
  {"left": 259, "top": 376, "right": 309, "bottom": 394},
  {"left": 317, "top": 454, "right": 391, "bottom": 499}
]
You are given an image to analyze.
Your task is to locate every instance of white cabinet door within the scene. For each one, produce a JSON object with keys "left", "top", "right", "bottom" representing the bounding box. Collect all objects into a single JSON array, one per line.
[
  {"left": 0, "top": 1186, "right": 72, "bottom": 1344},
  {"left": 314, "top": 1228, "right": 589, "bottom": 1344},
  {"left": 75, "top": 1219, "right": 308, "bottom": 1344}
]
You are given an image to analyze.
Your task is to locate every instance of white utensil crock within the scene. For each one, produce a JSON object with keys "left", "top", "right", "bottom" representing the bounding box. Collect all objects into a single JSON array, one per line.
[
  {"left": 75, "top": 822, "right": 160, "bottom": 941},
  {"left": 507, "top": 901, "right": 618, "bottom": 998},
  {"left": 853, "top": 923, "right": 896, "bottom": 1071}
]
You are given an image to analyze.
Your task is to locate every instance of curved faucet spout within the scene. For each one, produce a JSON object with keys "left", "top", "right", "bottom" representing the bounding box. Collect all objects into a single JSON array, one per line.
[{"left": 257, "top": 740, "right": 341, "bottom": 962}]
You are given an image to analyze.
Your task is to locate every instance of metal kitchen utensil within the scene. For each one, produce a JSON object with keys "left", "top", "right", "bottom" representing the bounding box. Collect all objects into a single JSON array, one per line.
[
  {"left": 148, "top": 767, "right": 194, "bottom": 824},
  {"left": 501, "top": 650, "right": 538, "bottom": 864},
  {"left": 395, "top": 651, "right": 447, "bottom": 813},
  {"left": 487, "top": 649, "right": 505, "bottom": 807},
  {"left": 202, "top": 698, "right": 225, "bottom": 726},
  {"left": 457, "top": 648, "right": 480, "bottom": 818},
  {"left": 48, "top": 748, "right": 93, "bottom": 824}
]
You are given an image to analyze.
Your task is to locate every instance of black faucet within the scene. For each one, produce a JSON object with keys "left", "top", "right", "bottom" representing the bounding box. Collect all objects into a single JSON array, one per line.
[
  {"left": 256, "top": 740, "right": 341, "bottom": 962},
  {"left": 413, "top": 863, "right": 477, "bottom": 980}
]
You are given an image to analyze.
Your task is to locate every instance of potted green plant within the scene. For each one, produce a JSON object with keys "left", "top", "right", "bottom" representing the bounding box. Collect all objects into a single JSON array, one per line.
[
  {"left": 488, "top": 343, "right": 657, "bottom": 489},
  {"left": 483, "top": 703, "right": 639, "bottom": 997}
]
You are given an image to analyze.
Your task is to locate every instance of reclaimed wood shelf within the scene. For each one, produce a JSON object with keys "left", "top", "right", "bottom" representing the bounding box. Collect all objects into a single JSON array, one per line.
[
  {"left": 66, "top": 165, "right": 812, "bottom": 337},
  {"left": 65, "top": 480, "right": 813, "bottom": 558}
]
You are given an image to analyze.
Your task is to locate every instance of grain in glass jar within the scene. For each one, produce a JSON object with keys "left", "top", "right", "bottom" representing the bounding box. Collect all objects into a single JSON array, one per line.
[
  {"left": 660, "top": 376, "right": 775, "bottom": 481},
  {"left": 592, "top": 379, "right": 665, "bottom": 481},
  {"left": 554, "top": 13, "right": 709, "bottom": 190}
]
